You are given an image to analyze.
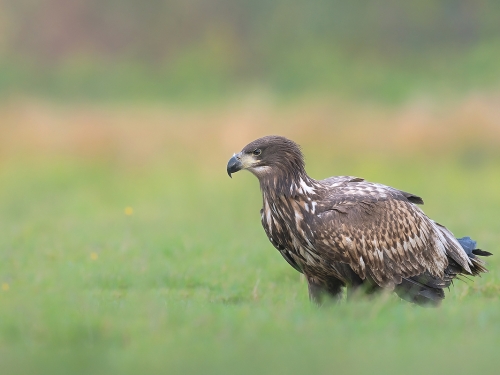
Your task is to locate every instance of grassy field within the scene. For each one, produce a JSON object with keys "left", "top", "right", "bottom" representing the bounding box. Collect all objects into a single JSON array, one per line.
[
  {"left": 2, "top": 38, "right": 500, "bottom": 105},
  {"left": 0, "top": 98, "right": 499, "bottom": 374}
]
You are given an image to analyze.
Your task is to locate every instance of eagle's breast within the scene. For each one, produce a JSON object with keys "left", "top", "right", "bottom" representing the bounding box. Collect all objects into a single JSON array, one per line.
[{"left": 261, "top": 187, "right": 323, "bottom": 271}]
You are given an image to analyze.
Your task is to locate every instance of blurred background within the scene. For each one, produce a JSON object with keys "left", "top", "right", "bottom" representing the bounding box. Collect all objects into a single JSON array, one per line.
[
  {"left": 1, "top": 0, "right": 500, "bottom": 102},
  {"left": 1, "top": 0, "right": 500, "bottom": 165},
  {"left": 1, "top": 1, "right": 500, "bottom": 374}
]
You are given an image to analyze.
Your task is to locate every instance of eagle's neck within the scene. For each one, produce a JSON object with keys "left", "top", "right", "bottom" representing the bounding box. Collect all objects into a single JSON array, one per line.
[
  {"left": 258, "top": 168, "right": 318, "bottom": 200},
  {"left": 259, "top": 168, "right": 320, "bottom": 255}
]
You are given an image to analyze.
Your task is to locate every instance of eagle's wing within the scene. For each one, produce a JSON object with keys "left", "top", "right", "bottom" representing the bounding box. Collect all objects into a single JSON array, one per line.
[{"left": 314, "top": 180, "right": 461, "bottom": 288}]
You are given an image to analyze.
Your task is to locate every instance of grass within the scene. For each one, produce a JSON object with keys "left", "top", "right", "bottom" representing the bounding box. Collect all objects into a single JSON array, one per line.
[
  {"left": 1, "top": 38, "right": 500, "bottom": 105},
  {"left": 0, "top": 101, "right": 499, "bottom": 374}
]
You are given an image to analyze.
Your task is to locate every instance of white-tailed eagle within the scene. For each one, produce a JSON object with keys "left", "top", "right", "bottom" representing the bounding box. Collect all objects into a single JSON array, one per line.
[{"left": 227, "top": 135, "right": 491, "bottom": 306}]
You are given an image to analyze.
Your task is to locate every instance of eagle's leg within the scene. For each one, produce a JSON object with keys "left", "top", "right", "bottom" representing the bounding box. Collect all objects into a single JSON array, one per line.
[
  {"left": 346, "top": 279, "right": 382, "bottom": 300},
  {"left": 306, "top": 275, "right": 343, "bottom": 305},
  {"left": 346, "top": 284, "right": 362, "bottom": 300}
]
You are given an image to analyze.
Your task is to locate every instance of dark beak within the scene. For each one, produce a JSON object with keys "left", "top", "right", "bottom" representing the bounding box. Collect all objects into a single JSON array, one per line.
[{"left": 227, "top": 155, "right": 243, "bottom": 178}]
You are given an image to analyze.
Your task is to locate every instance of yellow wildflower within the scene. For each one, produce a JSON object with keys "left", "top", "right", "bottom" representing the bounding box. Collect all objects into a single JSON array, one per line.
[
  {"left": 2, "top": 283, "right": 9, "bottom": 291},
  {"left": 90, "top": 252, "right": 99, "bottom": 260},
  {"left": 124, "top": 207, "right": 134, "bottom": 216}
]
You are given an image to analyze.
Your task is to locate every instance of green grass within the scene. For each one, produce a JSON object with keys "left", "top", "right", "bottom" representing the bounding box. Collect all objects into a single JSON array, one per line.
[
  {"left": 1, "top": 38, "right": 500, "bottom": 104},
  {"left": 0, "top": 154, "right": 499, "bottom": 375}
]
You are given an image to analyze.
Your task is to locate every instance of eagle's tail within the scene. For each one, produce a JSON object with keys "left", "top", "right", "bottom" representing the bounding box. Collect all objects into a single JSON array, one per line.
[
  {"left": 432, "top": 220, "right": 492, "bottom": 277},
  {"left": 395, "top": 236, "right": 491, "bottom": 306},
  {"left": 455, "top": 236, "right": 492, "bottom": 275}
]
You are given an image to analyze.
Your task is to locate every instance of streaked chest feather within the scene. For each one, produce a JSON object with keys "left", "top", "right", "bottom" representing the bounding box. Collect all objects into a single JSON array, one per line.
[{"left": 261, "top": 193, "right": 321, "bottom": 266}]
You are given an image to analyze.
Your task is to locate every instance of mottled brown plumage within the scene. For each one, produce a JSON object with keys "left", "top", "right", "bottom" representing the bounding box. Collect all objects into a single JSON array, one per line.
[{"left": 227, "top": 135, "right": 491, "bottom": 306}]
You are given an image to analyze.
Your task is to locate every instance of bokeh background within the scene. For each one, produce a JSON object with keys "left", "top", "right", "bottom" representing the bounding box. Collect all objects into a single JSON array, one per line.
[
  {"left": 2, "top": 0, "right": 500, "bottom": 102},
  {"left": 1, "top": 1, "right": 500, "bottom": 374}
]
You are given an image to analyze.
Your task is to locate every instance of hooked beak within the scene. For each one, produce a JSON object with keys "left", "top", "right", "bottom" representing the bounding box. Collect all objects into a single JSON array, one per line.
[{"left": 227, "top": 154, "right": 243, "bottom": 178}]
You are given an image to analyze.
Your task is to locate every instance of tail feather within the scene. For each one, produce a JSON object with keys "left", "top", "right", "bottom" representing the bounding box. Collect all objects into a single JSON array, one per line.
[
  {"left": 457, "top": 236, "right": 490, "bottom": 276},
  {"left": 434, "top": 223, "right": 472, "bottom": 273},
  {"left": 395, "top": 235, "right": 491, "bottom": 307},
  {"left": 473, "top": 249, "right": 493, "bottom": 257}
]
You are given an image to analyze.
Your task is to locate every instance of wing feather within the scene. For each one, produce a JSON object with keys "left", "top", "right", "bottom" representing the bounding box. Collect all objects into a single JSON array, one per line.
[{"left": 315, "top": 197, "right": 448, "bottom": 288}]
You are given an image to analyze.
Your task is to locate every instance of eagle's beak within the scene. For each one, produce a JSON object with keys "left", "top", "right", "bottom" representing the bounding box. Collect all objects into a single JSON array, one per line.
[{"left": 227, "top": 154, "right": 243, "bottom": 178}]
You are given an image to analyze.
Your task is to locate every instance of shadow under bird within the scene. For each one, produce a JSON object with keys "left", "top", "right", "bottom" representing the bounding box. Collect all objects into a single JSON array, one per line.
[{"left": 227, "top": 135, "right": 492, "bottom": 306}]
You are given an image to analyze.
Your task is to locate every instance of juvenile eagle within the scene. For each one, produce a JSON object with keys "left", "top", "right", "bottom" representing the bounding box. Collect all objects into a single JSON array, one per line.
[{"left": 227, "top": 135, "right": 491, "bottom": 306}]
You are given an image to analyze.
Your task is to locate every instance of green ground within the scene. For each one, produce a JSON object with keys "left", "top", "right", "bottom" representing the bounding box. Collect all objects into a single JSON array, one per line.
[{"left": 0, "top": 153, "right": 499, "bottom": 375}]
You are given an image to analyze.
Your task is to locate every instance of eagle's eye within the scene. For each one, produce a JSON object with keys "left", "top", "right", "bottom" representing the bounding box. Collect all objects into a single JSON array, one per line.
[{"left": 252, "top": 149, "right": 262, "bottom": 156}]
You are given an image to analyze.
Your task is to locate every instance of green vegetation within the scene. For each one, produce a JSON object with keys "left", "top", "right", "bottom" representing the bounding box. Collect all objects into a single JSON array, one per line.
[
  {"left": 2, "top": 39, "right": 500, "bottom": 104},
  {"left": 1, "top": 1, "right": 500, "bottom": 103},
  {"left": 1, "top": 153, "right": 499, "bottom": 374}
]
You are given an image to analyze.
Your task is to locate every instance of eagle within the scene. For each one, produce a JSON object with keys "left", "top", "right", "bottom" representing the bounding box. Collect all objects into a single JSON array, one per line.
[{"left": 227, "top": 135, "right": 491, "bottom": 306}]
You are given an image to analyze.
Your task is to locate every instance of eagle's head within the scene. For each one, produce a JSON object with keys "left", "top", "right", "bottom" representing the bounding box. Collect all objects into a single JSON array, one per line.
[{"left": 227, "top": 135, "right": 305, "bottom": 179}]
